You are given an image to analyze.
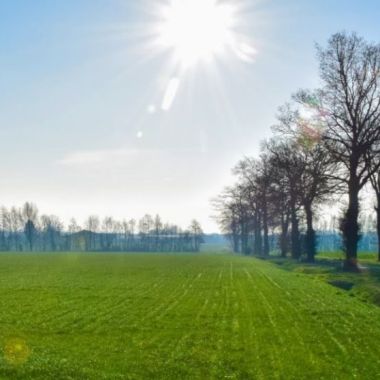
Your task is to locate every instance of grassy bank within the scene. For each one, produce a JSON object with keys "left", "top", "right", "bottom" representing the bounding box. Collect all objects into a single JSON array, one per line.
[{"left": 269, "top": 251, "right": 380, "bottom": 308}]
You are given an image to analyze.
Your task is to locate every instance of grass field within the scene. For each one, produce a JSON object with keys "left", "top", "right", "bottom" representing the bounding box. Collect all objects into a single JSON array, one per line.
[
  {"left": 271, "top": 251, "right": 380, "bottom": 310},
  {"left": 318, "top": 251, "right": 379, "bottom": 262},
  {"left": 1, "top": 253, "right": 380, "bottom": 379}
]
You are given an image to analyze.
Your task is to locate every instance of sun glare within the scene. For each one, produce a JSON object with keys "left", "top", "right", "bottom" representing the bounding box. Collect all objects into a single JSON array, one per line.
[
  {"left": 146, "top": 0, "right": 256, "bottom": 112},
  {"left": 157, "top": 0, "right": 238, "bottom": 67}
]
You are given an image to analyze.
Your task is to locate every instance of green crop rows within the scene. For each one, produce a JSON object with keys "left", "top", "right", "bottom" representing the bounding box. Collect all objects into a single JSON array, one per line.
[{"left": 0, "top": 253, "right": 379, "bottom": 379}]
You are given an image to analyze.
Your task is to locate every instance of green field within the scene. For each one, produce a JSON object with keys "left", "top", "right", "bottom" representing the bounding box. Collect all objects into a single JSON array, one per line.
[
  {"left": 1, "top": 253, "right": 380, "bottom": 379},
  {"left": 317, "top": 251, "right": 379, "bottom": 262}
]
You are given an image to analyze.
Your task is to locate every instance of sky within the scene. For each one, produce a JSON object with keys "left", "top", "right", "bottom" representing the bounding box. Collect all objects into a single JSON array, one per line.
[{"left": 0, "top": 0, "right": 379, "bottom": 232}]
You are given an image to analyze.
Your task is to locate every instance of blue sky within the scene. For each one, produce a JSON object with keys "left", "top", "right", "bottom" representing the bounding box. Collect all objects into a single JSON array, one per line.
[{"left": 0, "top": 0, "right": 379, "bottom": 231}]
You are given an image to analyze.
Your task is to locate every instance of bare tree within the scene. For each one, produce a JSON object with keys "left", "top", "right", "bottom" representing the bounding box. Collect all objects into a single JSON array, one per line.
[
  {"left": 85, "top": 215, "right": 100, "bottom": 251},
  {"left": 367, "top": 150, "right": 380, "bottom": 260},
  {"left": 273, "top": 103, "right": 338, "bottom": 261},
  {"left": 10, "top": 207, "right": 23, "bottom": 251},
  {"left": 0, "top": 207, "right": 10, "bottom": 250},
  {"left": 102, "top": 216, "right": 115, "bottom": 250},
  {"left": 189, "top": 220, "right": 204, "bottom": 251},
  {"left": 212, "top": 192, "right": 241, "bottom": 253},
  {"left": 68, "top": 218, "right": 81, "bottom": 233},
  {"left": 154, "top": 215, "right": 163, "bottom": 251},
  {"left": 233, "top": 157, "right": 274, "bottom": 257},
  {"left": 308, "top": 32, "right": 380, "bottom": 270},
  {"left": 267, "top": 139, "right": 304, "bottom": 259},
  {"left": 40, "top": 215, "right": 64, "bottom": 251},
  {"left": 22, "top": 202, "right": 38, "bottom": 251},
  {"left": 68, "top": 218, "right": 81, "bottom": 251}
]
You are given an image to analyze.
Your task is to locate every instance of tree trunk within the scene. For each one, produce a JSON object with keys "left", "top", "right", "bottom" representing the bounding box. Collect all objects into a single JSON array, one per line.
[
  {"left": 377, "top": 176, "right": 380, "bottom": 262},
  {"left": 263, "top": 200, "right": 270, "bottom": 257},
  {"left": 376, "top": 198, "right": 380, "bottom": 262},
  {"left": 280, "top": 210, "right": 289, "bottom": 258},
  {"left": 342, "top": 177, "right": 361, "bottom": 272},
  {"left": 290, "top": 198, "right": 301, "bottom": 259},
  {"left": 254, "top": 212, "right": 262, "bottom": 256},
  {"left": 241, "top": 222, "right": 249, "bottom": 255},
  {"left": 304, "top": 204, "right": 316, "bottom": 262},
  {"left": 232, "top": 231, "right": 239, "bottom": 253}
]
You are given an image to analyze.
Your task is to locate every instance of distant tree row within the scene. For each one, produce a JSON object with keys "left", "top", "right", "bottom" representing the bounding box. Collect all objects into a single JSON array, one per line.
[
  {"left": 213, "top": 32, "right": 380, "bottom": 271},
  {"left": 0, "top": 202, "right": 204, "bottom": 253}
]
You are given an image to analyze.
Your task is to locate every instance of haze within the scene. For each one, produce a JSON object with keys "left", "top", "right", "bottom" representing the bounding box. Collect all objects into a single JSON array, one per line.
[{"left": 0, "top": 0, "right": 379, "bottom": 232}]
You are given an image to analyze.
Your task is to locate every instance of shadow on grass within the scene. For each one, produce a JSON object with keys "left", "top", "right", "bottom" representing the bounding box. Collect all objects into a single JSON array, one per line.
[{"left": 266, "top": 254, "right": 380, "bottom": 307}]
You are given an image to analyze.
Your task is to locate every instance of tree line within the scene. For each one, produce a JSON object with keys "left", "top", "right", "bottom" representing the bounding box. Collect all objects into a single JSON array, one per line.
[
  {"left": 213, "top": 32, "right": 380, "bottom": 271},
  {"left": 0, "top": 202, "right": 204, "bottom": 253}
]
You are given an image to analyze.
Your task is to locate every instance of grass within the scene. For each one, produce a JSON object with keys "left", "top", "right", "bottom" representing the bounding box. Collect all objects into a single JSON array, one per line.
[
  {"left": 318, "top": 251, "right": 379, "bottom": 262},
  {"left": 0, "top": 253, "right": 380, "bottom": 379},
  {"left": 270, "top": 250, "right": 380, "bottom": 308}
]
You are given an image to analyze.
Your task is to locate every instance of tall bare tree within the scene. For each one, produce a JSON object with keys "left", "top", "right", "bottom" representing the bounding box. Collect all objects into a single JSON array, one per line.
[
  {"left": 310, "top": 32, "right": 380, "bottom": 270},
  {"left": 367, "top": 150, "right": 380, "bottom": 260},
  {"left": 22, "top": 202, "right": 38, "bottom": 251},
  {"left": 274, "top": 103, "right": 338, "bottom": 261},
  {"left": 85, "top": 215, "right": 100, "bottom": 251},
  {"left": 267, "top": 139, "right": 304, "bottom": 259}
]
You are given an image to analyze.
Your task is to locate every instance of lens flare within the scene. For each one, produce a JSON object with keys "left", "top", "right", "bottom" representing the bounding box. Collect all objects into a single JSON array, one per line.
[
  {"left": 147, "top": 105, "right": 157, "bottom": 114},
  {"left": 296, "top": 96, "right": 327, "bottom": 149},
  {"left": 161, "top": 77, "right": 180, "bottom": 111},
  {"left": 4, "top": 338, "right": 31, "bottom": 366}
]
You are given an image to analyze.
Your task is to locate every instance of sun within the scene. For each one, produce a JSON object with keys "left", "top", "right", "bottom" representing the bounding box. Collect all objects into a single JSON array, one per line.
[
  {"left": 146, "top": 0, "right": 256, "bottom": 111},
  {"left": 156, "top": 0, "right": 237, "bottom": 68}
]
